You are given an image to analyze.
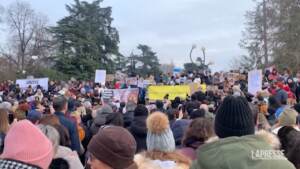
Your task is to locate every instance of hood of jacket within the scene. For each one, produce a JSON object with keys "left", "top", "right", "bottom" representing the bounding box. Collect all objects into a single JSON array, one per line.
[
  {"left": 191, "top": 130, "right": 295, "bottom": 169},
  {"left": 130, "top": 116, "right": 147, "bottom": 137},
  {"left": 171, "top": 119, "right": 191, "bottom": 146},
  {"left": 55, "top": 146, "right": 84, "bottom": 169},
  {"left": 90, "top": 112, "right": 111, "bottom": 135}
]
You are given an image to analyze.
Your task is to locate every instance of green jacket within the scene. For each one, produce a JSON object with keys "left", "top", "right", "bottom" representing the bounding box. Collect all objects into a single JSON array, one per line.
[{"left": 191, "top": 134, "right": 295, "bottom": 169}]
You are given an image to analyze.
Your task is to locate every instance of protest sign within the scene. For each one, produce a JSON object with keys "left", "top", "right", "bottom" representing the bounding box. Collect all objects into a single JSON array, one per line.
[
  {"left": 95, "top": 70, "right": 106, "bottom": 85},
  {"left": 126, "top": 77, "right": 138, "bottom": 86},
  {"left": 148, "top": 85, "right": 190, "bottom": 100},
  {"left": 189, "top": 83, "right": 202, "bottom": 94},
  {"left": 16, "top": 78, "right": 49, "bottom": 91},
  {"left": 106, "top": 74, "right": 115, "bottom": 82},
  {"left": 103, "top": 88, "right": 139, "bottom": 103},
  {"left": 248, "top": 69, "right": 263, "bottom": 95}
]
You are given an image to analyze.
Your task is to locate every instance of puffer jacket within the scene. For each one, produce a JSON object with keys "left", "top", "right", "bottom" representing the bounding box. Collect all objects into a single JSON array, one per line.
[
  {"left": 134, "top": 151, "right": 191, "bottom": 169},
  {"left": 54, "top": 146, "right": 84, "bottom": 169},
  {"left": 191, "top": 130, "right": 295, "bottom": 169}
]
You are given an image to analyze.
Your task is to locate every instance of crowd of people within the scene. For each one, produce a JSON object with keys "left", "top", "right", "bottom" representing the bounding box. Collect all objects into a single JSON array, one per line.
[{"left": 0, "top": 67, "right": 300, "bottom": 169}]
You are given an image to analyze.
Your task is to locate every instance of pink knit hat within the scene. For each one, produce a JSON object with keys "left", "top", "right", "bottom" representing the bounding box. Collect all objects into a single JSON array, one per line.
[{"left": 1, "top": 120, "right": 53, "bottom": 169}]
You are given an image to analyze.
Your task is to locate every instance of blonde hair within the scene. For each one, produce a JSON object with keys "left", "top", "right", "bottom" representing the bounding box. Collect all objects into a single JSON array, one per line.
[{"left": 0, "top": 109, "right": 9, "bottom": 134}]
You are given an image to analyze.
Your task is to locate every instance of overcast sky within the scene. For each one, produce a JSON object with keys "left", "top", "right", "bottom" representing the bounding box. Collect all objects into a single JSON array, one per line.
[{"left": 0, "top": 0, "right": 256, "bottom": 71}]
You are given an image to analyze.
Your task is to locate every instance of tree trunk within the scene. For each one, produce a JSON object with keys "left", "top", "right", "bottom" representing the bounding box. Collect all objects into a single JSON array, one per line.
[{"left": 262, "top": 0, "right": 269, "bottom": 67}]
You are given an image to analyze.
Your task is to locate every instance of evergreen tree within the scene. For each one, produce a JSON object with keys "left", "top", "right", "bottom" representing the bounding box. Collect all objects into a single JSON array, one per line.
[
  {"left": 50, "top": 0, "right": 120, "bottom": 79},
  {"left": 272, "top": 0, "right": 300, "bottom": 71},
  {"left": 134, "top": 44, "right": 161, "bottom": 77},
  {"left": 239, "top": 0, "right": 275, "bottom": 70}
]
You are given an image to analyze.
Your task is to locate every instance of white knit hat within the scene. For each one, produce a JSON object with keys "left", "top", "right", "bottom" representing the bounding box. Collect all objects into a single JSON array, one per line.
[{"left": 146, "top": 112, "right": 175, "bottom": 152}]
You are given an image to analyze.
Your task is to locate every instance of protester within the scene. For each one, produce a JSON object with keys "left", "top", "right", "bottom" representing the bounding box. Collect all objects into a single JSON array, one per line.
[
  {"left": 87, "top": 126, "right": 138, "bottom": 169},
  {"left": 278, "top": 126, "right": 300, "bottom": 156},
  {"left": 0, "top": 109, "right": 9, "bottom": 154},
  {"left": 27, "top": 109, "right": 42, "bottom": 124},
  {"left": 129, "top": 104, "right": 148, "bottom": 153},
  {"left": 53, "top": 96, "right": 81, "bottom": 153},
  {"left": 272, "top": 108, "right": 299, "bottom": 134},
  {"left": 179, "top": 118, "right": 215, "bottom": 160},
  {"left": 191, "top": 96, "right": 295, "bottom": 169},
  {"left": 2, "top": 66, "right": 300, "bottom": 168},
  {"left": 38, "top": 124, "right": 84, "bottom": 169},
  {"left": 0, "top": 120, "right": 53, "bottom": 169},
  {"left": 90, "top": 104, "right": 113, "bottom": 135},
  {"left": 135, "top": 112, "right": 191, "bottom": 169},
  {"left": 124, "top": 101, "right": 137, "bottom": 128}
]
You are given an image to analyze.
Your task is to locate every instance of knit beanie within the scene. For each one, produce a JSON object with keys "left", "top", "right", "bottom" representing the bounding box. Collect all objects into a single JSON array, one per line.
[
  {"left": 88, "top": 126, "right": 137, "bottom": 169},
  {"left": 279, "top": 108, "right": 298, "bottom": 126},
  {"left": 97, "top": 105, "right": 113, "bottom": 115},
  {"left": 27, "top": 110, "right": 42, "bottom": 123},
  {"left": 146, "top": 112, "right": 175, "bottom": 152},
  {"left": 215, "top": 96, "right": 255, "bottom": 138},
  {"left": 1, "top": 120, "right": 53, "bottom": 169}
]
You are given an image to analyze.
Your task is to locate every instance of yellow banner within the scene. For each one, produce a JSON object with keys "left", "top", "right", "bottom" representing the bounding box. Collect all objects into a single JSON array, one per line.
[
  {"left": 148, "top": 85, "right": 191, "bottom": 100},
  {"left": 189, "top": 83, "right": 207, "bottom": 94}
]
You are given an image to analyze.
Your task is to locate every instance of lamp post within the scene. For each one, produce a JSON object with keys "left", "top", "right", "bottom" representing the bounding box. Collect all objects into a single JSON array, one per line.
[
  {"left": 201, "top": 47, "right": 206, "bottom": 66},
  {"left": 189, "top": 44, "right": 197, "bottom": 63}
]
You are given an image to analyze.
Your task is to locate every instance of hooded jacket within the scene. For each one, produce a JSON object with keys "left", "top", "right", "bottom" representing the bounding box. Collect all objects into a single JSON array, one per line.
[
  {"left": 129, "top": 116, "right": 148, "bottom": 153},
  {"left": 191, "top": 130, "right": 295, "bottom": 169},
  {"left": 54, "top": 146, "right": 84, "bottom": 169}
]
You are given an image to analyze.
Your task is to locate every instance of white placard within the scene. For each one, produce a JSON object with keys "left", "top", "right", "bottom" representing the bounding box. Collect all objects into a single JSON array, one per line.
[
  {"left": 16, "top": 78, "right": 49, "bottom": 91},
  {"left": 95, "top": 70, "right": 106, "bottom": 85},
  {"left": 248, "top": 69, "right": 263, "bottom": 95}
]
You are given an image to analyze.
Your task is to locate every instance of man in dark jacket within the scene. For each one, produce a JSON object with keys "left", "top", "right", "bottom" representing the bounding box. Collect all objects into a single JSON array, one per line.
[{"left": 53, "top": 96, "right": 81, "bottom": 153}]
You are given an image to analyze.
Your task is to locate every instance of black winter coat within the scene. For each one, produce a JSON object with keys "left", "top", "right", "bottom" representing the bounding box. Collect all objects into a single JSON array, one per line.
[{"left": 129, "top": 116, "right": 147, "bottom": 153}]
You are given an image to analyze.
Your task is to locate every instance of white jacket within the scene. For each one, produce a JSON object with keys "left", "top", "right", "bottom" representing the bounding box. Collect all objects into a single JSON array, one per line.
[{"left": 55, "top": 146, "right": 84, "bottom": 169}]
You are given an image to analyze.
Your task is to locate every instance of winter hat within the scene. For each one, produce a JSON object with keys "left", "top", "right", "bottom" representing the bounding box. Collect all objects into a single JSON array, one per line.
[
  {"left": 215, "top": 96, "right": 255, "bottom": 138},
  {"left": 27, "top": 110, "right": 42, "bottom": 123},
  {"left": 155, "top": 100, "right": 164, "bottom": 109},
  {"left": 190, "top": 109, "right": 206, "bottom": 119},
  {"left": 146, "top": 112, "right": 175, "bottom": 152},
  {"left": 96, "top": 105, "right": 113, "bottom": 115},
  {"left": 0, "top": 102, "right": 12, "bottom": 111},
  {"left": 1, "top": 120, "right": 53, "bottom": 169},
  {"left": 278, "top": 108, "right": 298, "bottom": 126},
  {"left": 88, "top": 126, "right": 137, "bottom": 169},
  {"left": 134, "top": 104, "right": 149, "bottom": 116}
]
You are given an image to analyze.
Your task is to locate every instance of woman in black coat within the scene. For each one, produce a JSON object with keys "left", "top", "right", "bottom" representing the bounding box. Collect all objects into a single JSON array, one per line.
[{"left": 129, "top": 104, "right": 148, "bottom": 153}]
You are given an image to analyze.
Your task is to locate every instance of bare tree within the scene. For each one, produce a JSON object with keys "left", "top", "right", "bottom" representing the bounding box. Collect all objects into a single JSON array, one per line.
[{"left": 2, "top": 0, "right": 52, "bottom": 73}]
